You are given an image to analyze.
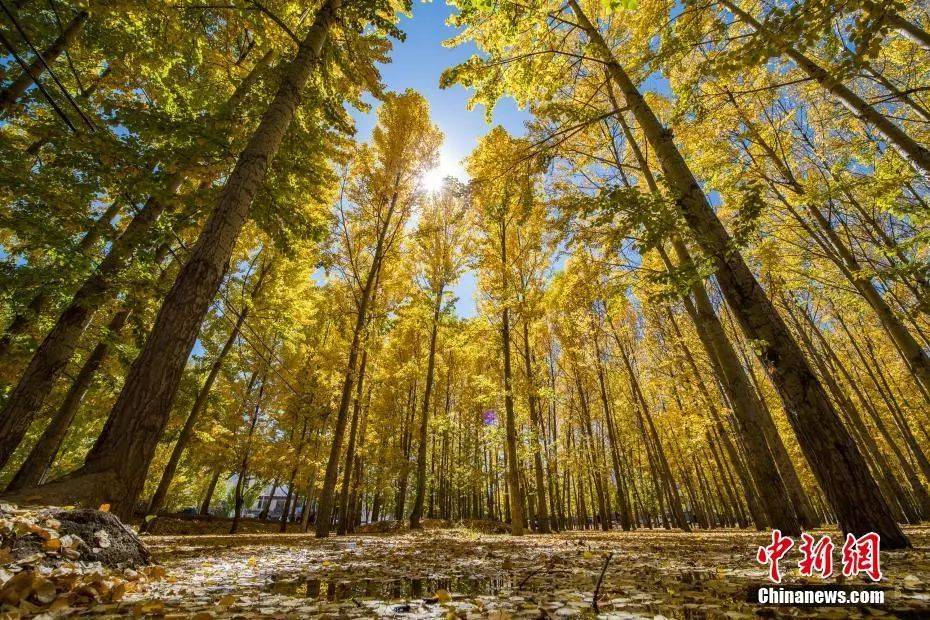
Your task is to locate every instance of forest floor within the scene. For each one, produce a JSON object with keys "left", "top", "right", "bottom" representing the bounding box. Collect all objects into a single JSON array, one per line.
[{"left": 64, "top": 524, "right": 930, "bottom": 618}]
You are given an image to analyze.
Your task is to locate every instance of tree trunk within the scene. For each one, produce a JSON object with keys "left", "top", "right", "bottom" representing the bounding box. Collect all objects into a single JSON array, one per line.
[
  {"left": 258, "top": 480, "right": 279, "bottom": 520},
  {"left": 230, "top": 373, "right": 265, "bottom": 534},
  {"left": 301, "top": 464, "right": 319, "bottom": 531},
  {"left": 660, "top": 307, "right": 768, "bottom": 529},
  {"left": 338, "top": 350, "right": 368, "bottom": 534},
  {"left": 0, "top": 10, "right": 89, "bottom": 115},
  {"left": 659, "top": 243, "right": 802, "bottom": 532},
  {"left": 596, "top": 354, "right": 631, "bottom": 530},
  {"left": 615, "top": 341, "right": 690, "bottom": 531},
  {"left": 143, "top": 288, "right": 255, "bottom": 521},
  {"left": 279, "top": 419, "right": 310, "bottom": 533},
  {"left": 575, "top": 377, "right": 610, "bottom": 530},
  {"left": 12, "top": 238, "right": 175, "bottom": 496},
  {"left": 0, "top": 177, "right": 181, "bottom": 470},
  {"left": 347, "top": 401, "right": 370, "bottom": 531},
  {"left": 5, "top": 307, "right": 131, "bottom": 492},
  {"left": 785, "top": 299, "right": 925, "bottom": 522},
  {"left": 0, "top": 198, "right": 121, "bottom": 360},
  {"left": 318, "top": 175, "right": 398, "bottom": 537},
  {"left": 616, "top": 80, "right": 806, "bottom": 530},
  {"left": 521, "top": 319, "right": 551, "bottom": 532},
  {"left": 720, "top": 0, "right": 930, "bottom": 176},
  {"left": 200, "top": 469, "right": 221, "bottom": 516},
  {"left": 411, "top": 288, "right": 443, "bottom": 529},
  {"left": 863, "top": 0, "right": 930, "bottom": 49},
  {"left": 0, "top": 47, "right": 269, "bottom": 367},
  {"left": 394, "top": 382, "right": 416, "bottom": 521},
  {"left": 500, "top": 217, "right": 525, "bottom": 536}
]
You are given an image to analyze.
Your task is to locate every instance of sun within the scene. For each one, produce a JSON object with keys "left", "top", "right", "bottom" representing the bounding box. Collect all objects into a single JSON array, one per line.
[
  {"left": 420, "top": 152, "right": 467, "bottom": 193},
  {"left": 421, "top": 166, "right": 447, "bottom": 193}
]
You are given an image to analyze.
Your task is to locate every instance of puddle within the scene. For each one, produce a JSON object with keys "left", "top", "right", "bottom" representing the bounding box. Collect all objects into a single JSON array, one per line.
[{"left": 265, "top": 575, "right": 515, "bottom": 601}]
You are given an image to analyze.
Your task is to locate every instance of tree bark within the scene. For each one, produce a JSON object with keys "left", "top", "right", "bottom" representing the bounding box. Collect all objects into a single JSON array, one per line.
[
  {"left": 0, "top": 197, "right": 121, "bottom": 360},
  {"left": 200, "top": 469, "right": 221, "bottom": 516},
  {"left": 521, "top": 319, "right": 551, "bottom": 532},
  {"left": 616, "top": 80, "right": 806, "bottom": 530},
  {"left": 258, "top": 480, "right": 279, "bottom": 520},
  {"left": 143, "top": 295, "right": 254, "bottom": 521},
  {"left": 575, "top": 377, "right": 610, "bottom": 530},
  {"left": 317, "top": 176, "right": 398, "bottom": 537},
  {"left": 338, "top": 350, "right": 367, "bottom": 534},
  {"left": 862, "top": 0, "right": 930, "bottom": 49},
  {"left": 784, "top": 298, "right": 927, "bottom": 521},
  {"left": 665, "top": 243, "right": 804, "bottom": 532},
  {"left": 394, "top": 382, "right": 416, "bottom": 521},
  {"left": 230, "top": 371, "right": 264, "bottom": 534},
  {"left": 281, "top": 418, "right": 310, "bottom": 533},
  {"left": 5, "top": 308, "right": 130, "bottom": 492}
]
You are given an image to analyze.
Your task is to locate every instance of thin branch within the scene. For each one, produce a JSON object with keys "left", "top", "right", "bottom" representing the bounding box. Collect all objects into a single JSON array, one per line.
[
  {"left": 247, "top": 0, "right": 301, "bottom": 45},
  {"left": 0, "top": 0, "right": 95, "bottom": 129},
  {"left": 592, "top": 552, "right": 613, "bottom": 613},
  {"left": 0, "top": 29, "right": 76, "bottom": 130}
]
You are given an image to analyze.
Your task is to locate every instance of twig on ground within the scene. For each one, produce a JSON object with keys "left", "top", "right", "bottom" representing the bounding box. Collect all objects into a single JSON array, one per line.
[
  {"left": 592, "top": 552, "right": 613, "bottom": 613},
  {"left": 517, "top": 568, "right": 542, "bottom": 589}
]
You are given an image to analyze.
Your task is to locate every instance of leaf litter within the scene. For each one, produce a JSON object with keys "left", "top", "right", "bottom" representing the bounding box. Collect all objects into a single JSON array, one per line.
[{"left": 5, "top": 517, "right": 930, "bottom": 617}]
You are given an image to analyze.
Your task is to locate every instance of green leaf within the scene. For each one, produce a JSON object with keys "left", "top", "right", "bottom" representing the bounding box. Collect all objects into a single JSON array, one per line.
[{"left": 605, "top": 0, "right": 638, "bottom": 10}]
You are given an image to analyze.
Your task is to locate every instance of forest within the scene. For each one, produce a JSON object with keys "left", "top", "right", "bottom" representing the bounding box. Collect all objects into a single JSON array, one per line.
[{"left": 0, "top": 0, "right": 930, "bottom": 617}]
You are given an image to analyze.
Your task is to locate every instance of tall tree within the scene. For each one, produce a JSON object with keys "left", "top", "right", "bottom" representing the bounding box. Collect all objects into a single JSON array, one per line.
[
  {"left": 410, "top": 180, "right": 472, "bottom": 528},
  {"left": 316, "top": 90, "right": 441, "bottom": 537}
]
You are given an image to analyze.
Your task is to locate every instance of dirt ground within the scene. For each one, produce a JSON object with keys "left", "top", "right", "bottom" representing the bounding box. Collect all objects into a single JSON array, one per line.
[{"left": 84, "top": 525, "right": 930, "bottom": 618}]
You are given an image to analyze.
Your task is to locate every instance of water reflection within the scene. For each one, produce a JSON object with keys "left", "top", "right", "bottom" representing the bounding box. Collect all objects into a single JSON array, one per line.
[{"left": 267, "top": 575, "right": 514, "bottom": 601}]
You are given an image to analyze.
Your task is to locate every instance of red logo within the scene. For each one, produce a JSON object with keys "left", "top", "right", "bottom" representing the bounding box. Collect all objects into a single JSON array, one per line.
[
  {"left": 798, "top": 533, "right": 834, "bottom": 578},
  {"left": 757, "top": 531, "right": 882, "bottom": 583},
  {"left": 756, "top": 530, "right": 794, "bottom": 583},
  {"left": 841, "top": 533, "right": 882, "bottom": 581}
]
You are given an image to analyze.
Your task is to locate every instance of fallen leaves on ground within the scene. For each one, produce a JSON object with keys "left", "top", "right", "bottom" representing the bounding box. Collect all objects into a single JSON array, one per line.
[
  {"left": 0, "top": 504, "right": 156, "bottom": 616},
  {"left": 120, "top": 526, "right": 930, "bottom": 617},
  {"left": 6, "top": 519, "right": 930, "bottom": 617}
]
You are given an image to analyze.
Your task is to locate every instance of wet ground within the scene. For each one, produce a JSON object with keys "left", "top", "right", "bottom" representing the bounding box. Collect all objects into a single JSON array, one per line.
[{"left": 89, "top": 526, "right": 930, "bottom": 617}]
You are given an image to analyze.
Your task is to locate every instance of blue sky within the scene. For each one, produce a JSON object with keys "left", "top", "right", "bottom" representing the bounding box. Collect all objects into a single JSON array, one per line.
[{"left": 350, "top": 0, "right": 532, "bottom": 318}]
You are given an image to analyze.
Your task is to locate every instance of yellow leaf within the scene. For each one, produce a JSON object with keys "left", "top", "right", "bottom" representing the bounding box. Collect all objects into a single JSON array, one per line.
[
  {"left": 98, "top": 504, "right": 110, "bottom": 513},
  {"left": 137, "top": 600, "right": 164, "bottom": 614},
  {"left": 110, "top": 582, "right": 126, "bottom": 602},
  {"left": 42, "top": 538, "right": 61, "bottom": 551}
]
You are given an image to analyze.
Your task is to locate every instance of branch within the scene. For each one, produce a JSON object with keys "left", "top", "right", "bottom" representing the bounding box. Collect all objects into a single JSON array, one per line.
[
  {"left": 592, "top": 552, "right": 613, "bottom": 613},
  {"left": 247, "top": 0, "right": 301, "bottom": 45}
]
